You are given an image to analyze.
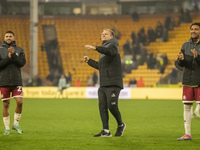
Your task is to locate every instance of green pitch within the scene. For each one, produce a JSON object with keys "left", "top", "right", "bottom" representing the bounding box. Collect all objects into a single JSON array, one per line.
[{"left": 0, "top": 98, "right": 199, "bottom": 150}]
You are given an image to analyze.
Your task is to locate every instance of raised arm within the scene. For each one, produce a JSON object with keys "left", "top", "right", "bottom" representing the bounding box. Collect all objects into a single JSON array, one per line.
[
  {"left": 85, "top": 44, "right": 118, "bottom": 56},
  {"left": 96, "top": 43, "right": 118, "bottom": 56}
]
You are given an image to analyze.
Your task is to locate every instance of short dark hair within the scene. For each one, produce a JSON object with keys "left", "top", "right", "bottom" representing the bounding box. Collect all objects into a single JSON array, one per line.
[
  {"left": 5, "top": 31, "right": 15, "bottom": 36},
  {"left": 190, "top": 23, "right": 200, "bottom": 29}
]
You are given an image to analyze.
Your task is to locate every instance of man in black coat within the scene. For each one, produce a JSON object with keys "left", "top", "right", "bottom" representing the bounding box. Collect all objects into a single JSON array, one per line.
[
  {"left": 177, "top": 23, "right": 200, "bottom": 140},
  {"left": 84, "top": 28, "right": 126, "bottom": 137},
  {"left": 0, "top": 31, "right": 26, "bottom": 135}
]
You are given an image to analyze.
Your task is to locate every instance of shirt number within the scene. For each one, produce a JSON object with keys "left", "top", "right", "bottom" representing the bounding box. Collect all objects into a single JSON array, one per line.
[{"left": 17, "top": 86, "right": 22, "bottom": 92}]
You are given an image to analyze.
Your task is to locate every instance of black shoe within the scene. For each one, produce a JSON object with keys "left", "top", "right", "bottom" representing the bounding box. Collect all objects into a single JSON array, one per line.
[
  {"left": 115, "top": 123, "right": 126, "bottom": 136},
  {"left": 94, "top": 130, "right": 112, "bottom": 137}
]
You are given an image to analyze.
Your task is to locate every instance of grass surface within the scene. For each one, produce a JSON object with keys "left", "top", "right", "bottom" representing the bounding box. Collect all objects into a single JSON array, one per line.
[{"left": 0, "top": 98, "right": 199, "bottom": 150}]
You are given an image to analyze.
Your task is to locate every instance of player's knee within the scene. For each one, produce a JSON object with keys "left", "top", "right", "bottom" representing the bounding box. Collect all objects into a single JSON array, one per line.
[
  {"left": 17, "top": 101, "right": 23, "bottom": 107},
  {"left": 99, "top": 101, "right": 106, "bottom": 109},
  {"left": 16, "top": 99, "right": 23, "bottom": 107},
  {"left": 108, "top": 102, "right": 117, "bottom": 110},
  {"left": 3, "top": 101, "right": 10, "bottom": 109},
  {"left": 100, "top": 108, "right": 108, "bottom": 114}
]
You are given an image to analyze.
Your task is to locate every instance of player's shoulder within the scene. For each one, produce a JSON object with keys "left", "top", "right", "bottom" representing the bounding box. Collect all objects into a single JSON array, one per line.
[
  {"left": 182, "top": 40, "right": 191, "bottom": 47},
  {"left": 16, "top": 46, "right": 23, "bottom": 49},
  {"left": 16, "top": 46, "right": 24, "bottom": 51},
  {"left": 0, "top": 46, "right": 4, "bottom": 51}
]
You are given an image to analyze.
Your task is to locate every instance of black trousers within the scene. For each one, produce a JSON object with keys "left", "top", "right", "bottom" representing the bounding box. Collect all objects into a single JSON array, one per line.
[{"left": 98, "top": 86, "right": 123, "bottom": 129}]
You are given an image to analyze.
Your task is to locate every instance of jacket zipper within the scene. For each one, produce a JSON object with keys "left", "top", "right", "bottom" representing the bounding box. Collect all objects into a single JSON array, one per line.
[{"left": 191, "top": 43, "right": 196, "bottom": 85}]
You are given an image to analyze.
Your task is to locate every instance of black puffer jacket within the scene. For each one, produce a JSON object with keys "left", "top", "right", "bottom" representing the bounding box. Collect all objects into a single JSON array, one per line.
[
  {"left": 88, "top": 38, "right": 123, "bottom": 89},
  {"left": 0, "top": 41, "right": 26, "bottom": 86},
  {"left": 177, "top": 38, "right": 200, "bottom": 85}
]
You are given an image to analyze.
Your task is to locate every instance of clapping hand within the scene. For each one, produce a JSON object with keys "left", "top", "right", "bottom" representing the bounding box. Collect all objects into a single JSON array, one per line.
[
  {"left": 191, "top": 49, "right": 198, "bottom": 58},
  {"left": 8, "top": 46, "right": 14, "bottom": 54},
  {"left": 177, "top": 51, "right": 184, "bottom": 60},
  {"left": 8, "top": 46, "right": 14, "bottom": 58}
]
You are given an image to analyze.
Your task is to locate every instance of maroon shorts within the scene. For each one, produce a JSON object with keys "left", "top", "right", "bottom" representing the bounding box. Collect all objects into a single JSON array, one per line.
[
  {"left": 0, "top": 86, "right": 23, "bottom": 101},
  {"left": 182, "top": 85, "right": 200, "bottom": 103}
]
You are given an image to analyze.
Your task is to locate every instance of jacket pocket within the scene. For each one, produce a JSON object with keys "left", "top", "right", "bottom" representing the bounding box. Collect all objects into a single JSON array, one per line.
[{"left": 100, "top": 68, "right": 108, "bottom": 77}]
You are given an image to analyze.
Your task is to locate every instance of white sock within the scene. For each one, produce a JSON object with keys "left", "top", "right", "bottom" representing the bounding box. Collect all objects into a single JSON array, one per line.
[
  {"left": 103, "top": 129, "right": 110, "bottom": 133},
  {"left": 13, "top": 113, "right": 21, "bottom": 126},
  {"left": 184, "top": 104, "right": 192, "bottom": 136},
  {"left": 195, "top": 103, "right": 200, "bottom": 116},
  {"left": 3, "top": 116, "right": 10, "bottom": 130}
]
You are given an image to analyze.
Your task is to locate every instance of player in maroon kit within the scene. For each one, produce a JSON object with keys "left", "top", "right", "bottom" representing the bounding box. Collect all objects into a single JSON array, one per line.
[
  {"left": 0, "top": 31, "right": 26, "bottom": 135},
  {"left": 177, "top": 23, "right": 200, "bottom": 140}
]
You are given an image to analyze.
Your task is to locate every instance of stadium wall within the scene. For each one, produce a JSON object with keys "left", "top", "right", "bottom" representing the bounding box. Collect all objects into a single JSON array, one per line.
[{"left": 23, "top": 87, "right": 182, "bottom": 100}]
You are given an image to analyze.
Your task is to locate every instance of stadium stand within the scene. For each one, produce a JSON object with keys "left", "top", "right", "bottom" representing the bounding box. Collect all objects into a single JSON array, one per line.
[
  {"left": 54, "top": 15, "right": 170, "bottom": 86},
  {"left": 0, "top": 14, "right": 194, "bottom": 87},
  {"left": 0, "top": 17, "right": 49, "bottom": 79},
  {"left": 121, "top": 17, "right": 191, "bottom": 87},
  {"left": 0, "top": 18, "right": 30, "bottom": 66},
  {"left": 38, "top": 21, "right": 49, "bottom": 78}
]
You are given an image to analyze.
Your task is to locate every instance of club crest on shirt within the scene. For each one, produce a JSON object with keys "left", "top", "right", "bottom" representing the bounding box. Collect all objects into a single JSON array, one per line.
[
  {"left": 16, "top": 53, "right": 18, "bottom": 56},
  {"left": 183, "top": 95, "right": 186, "bottom": 100}
]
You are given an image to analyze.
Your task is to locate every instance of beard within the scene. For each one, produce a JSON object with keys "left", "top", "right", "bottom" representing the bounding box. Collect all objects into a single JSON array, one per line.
[
  {"left": 191, "top": 35, "right": 199, "bottom": 42},
  {"left": 191, "top": 33, "right": 199, "bottom": 39},
  {"left": 6, "top": 40, "right": 12, "bottom": 45}
]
